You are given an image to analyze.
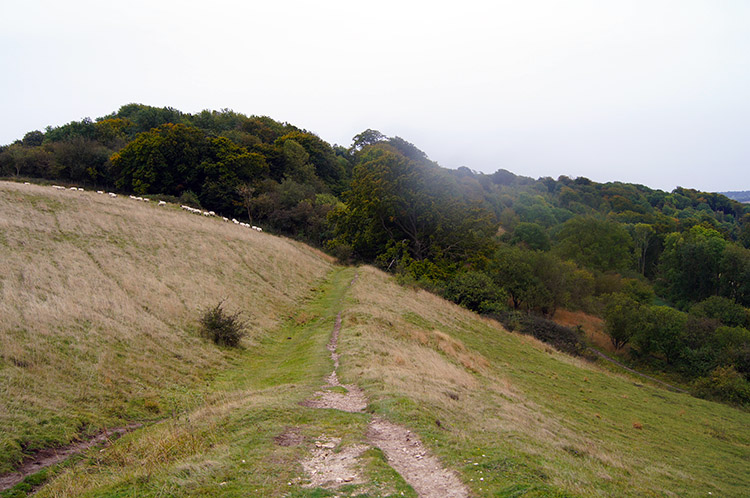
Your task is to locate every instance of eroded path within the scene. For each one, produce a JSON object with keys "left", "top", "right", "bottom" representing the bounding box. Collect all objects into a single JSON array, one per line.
[
  {"left": 0, "top": 424, "right": 142, "bottom": 491},
  {"left": 299, "top": 272, "right": 469, "bottom": 498}
]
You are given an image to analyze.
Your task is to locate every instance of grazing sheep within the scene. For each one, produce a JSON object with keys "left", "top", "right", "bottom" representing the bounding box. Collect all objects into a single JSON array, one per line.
[
  {"left": 23, "top": 182, "right": 30, "bottom": 185},
  {"left": 108, "top": 192, "right": 117, "bottom": 197},
  {"left": 158, "top": 200, "right": 167, "bottom": 206},
  {"left": 97, "top": 190, "right": 104, "bottom": 194},
  {"left": 232, "top": 219, "right": 239, "bottom": 224},
  {"left": 222, "top": 217, "right": 229, "bottom": 222}
]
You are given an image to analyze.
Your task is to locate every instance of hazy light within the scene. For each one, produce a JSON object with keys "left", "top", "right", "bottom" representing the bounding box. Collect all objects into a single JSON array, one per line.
[{"left": 1, "top": 0, "right": 748, "bottom": 192}]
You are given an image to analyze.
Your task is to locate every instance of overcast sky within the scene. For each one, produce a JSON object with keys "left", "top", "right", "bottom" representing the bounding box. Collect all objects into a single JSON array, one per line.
[{"left": 2, "top": 1, "right": 749, "bottom": 192}]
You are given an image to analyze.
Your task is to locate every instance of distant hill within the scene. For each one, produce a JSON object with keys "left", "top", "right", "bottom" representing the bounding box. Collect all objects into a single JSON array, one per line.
[{"left": 720, "top": 190, "right": 750, "bottom": 203}]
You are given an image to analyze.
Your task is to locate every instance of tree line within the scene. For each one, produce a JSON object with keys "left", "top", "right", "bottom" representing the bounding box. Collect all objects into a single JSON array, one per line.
[{"left": 2, "top": 104, "right": 749, "bottom": 404}]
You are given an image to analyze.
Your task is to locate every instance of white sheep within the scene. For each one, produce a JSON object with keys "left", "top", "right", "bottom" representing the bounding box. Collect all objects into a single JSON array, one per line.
[
  {"left": 108, "top": 192, "right": 117, "bottom": 197},
  {"left": 158, "top": 200, "right": 167, "bottom": 206},
  {"left": 97, "top": 190, "right": 104, "bottom": 194}
]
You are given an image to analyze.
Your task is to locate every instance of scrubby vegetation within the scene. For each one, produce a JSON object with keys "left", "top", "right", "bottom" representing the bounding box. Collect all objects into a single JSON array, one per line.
[
  {"left": 1, "top": 182, "right": 749, "bottom": 496},
  {"left": 3, "top": 104, "right": 750, "bottom": 405},
  {"left": 199, "top": 301, "right": 247, "bottom": 347}
]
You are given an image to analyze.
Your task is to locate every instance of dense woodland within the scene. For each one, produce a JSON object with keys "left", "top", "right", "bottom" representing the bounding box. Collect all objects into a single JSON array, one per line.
[{"left": 2, "top": 104, "right": 749, "bottom": 405}]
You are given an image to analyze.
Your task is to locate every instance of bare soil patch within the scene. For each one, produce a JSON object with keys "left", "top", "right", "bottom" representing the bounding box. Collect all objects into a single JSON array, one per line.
[
  {"left": 368, "top": 417, "right": 469, "bottom": 498},
  {"left": 301, "top": 371, "right": 368, "bottom": 413},
  {"left": 298, "top": 436, "right": 369, "bottom": 489},
  {"left": 299, "top": 282, "right": 470, "bottom": 497},
  {"left": 274, "top": 426, "right": 305, "bottom": 447},
  {"left": 0, "top": 423, "right": 142, "bottom": 492}
]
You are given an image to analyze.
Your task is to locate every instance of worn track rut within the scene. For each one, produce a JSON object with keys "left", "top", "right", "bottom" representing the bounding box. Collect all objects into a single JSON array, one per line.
[{"left": 300, "top": 272, "right": 469, "bottom": 497}]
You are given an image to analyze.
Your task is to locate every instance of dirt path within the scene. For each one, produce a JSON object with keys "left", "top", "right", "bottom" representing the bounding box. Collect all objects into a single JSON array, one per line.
[
  {"left": 368, "top": 417, "right": 469, "bottom": 498},
  {"left": 0, "top": 423, "right": 142, "bottom": 492},
  {"left": 299, "top": 272, "right": 469, "bottom": 497}
]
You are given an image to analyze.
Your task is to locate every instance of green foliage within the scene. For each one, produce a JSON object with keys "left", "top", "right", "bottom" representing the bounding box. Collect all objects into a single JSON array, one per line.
[
  {"left": 334, "top": 143, "right": 496, "bottom": 264},
  {"left": 603, "top": 293, "right": 642, "bottom": 349},
  {"left": 490, "top": 311, "right": 586, "bottom": 356},
  {"left": 718, "top": 243, "right": 750, "bottom": 307},
  {"left": 621, "top": 278, "right": 656, "bottom": 304},
  {"left": 690, "top": 296, "right": 749, "bottom": 328},
  {"left": 633, "top": 306, "right": 688, "bottom": 365},
  {"left": 657, "top": 226, "right": 728, "bottom": 307},
  {"left": 111, "top": 124, "right": 269, "bottom": 216},
  {"left": 199, "top": 301, "right": 247, "bottom": 348},
  {"left": 490, "top": 246, "right": 593, "bottom": 316},
  {"left": 693, "top": 365, "right": 750, "bottom": 405},
  {"left": 445, "top": 271, "right": 506, "bottom": 312},
  {"left": 350, "top": 128, "right": 386, "bottom": 151},
  {"left": 554, "top": 216, "right": 634, "bottom": 272},
  {"left": 178, "top": 190, "right": 201, "bottom": 208},
  {"left": 22, "top": 130, "right": 44, "bottom": 147},
  {"left": 713, "top": 325, "right": 750, "bottom": 376},
  {"left": 509, "top": 222, "right": 550, "bottom": 250}
]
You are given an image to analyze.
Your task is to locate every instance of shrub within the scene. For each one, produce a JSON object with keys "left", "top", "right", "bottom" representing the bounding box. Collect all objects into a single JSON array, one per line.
[
  {"left": 603, "top": 292, "right": 642, "bottom": 350},
  {"left": 693, "top": 365, "right": 750, "bottom": 406},
  {"left": 489, "top": 311, "right": 585, "bottom": 356},
  {"left": 199, "top": 301, "right": 247, "bottom": 347},
  {"left": 179, "top": 190, "right": 202, "bottom": 208},
  {"left": 690, "top": 296, "right": 749, "bottom": 328},
  {"left": 445, "top": 271, "right": 505, "bottom": 312}
]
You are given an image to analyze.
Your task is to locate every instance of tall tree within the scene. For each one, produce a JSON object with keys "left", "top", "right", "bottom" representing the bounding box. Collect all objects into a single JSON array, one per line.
[{"left": 554, "top": 216, "right": 634, "bottom": 272}]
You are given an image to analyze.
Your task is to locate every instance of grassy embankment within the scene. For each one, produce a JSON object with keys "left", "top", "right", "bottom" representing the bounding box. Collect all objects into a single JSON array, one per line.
[
  {"left": 341, "top": 267, "right": 750, "bottom": 496},
  {"left": 0, "top": 181, "right": 334, "bottom": 472},
  {"left": 2, "top": 180, "right": 749, "bottom": 497}
]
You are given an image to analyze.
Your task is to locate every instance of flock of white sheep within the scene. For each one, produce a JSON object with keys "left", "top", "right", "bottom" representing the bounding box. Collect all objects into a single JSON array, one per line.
[{"left": 43, "top": 183, "right": 263, "bottom": 232}]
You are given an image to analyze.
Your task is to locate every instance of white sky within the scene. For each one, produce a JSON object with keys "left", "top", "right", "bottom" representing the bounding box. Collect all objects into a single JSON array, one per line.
[{"left": 2, "top": 0, "right": 749, "bottom": 192}]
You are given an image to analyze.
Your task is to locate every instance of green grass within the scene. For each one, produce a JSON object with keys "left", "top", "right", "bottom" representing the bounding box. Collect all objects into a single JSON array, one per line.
[
  {"left": 4, "top": 181, "right": 750, "bottom": 497},
  {"left": 33, "top": 267, "right": 414, "bottom": 497},
  {"left": 339, "top": 266, "right": 750, "bottom": 497}
]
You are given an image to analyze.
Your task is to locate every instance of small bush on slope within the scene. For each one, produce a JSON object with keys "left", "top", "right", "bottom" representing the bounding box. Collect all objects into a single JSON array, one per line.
[{"left": 199, "top": 301, "right": 247, "bottom": 347}]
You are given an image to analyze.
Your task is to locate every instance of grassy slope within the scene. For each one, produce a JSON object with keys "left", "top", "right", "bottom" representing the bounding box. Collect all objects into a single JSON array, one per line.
[
  {"left": 33, "top": 267, "right": 414, "bottom": 497},
  {"left": 341, "top": 267, "right": 750, "bottom": 497},
  {"left": 0, "top": 181, "right": 333, "bottom": 472},
  {"left": 2, "top": 181, "right": 749, "bottom": 497}
]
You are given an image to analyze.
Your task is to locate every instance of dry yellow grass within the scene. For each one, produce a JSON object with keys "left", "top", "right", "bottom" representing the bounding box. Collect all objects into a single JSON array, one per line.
[
  {"left": 553, "top": 308, "right": 614, "bottom": 352},
  {"left": 0, "top": 181, "right": 333, "bottom": 470}
]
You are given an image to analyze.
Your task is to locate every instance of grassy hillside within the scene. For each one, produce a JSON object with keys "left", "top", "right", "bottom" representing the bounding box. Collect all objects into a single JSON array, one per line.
[
  {"left": 2, "top": 180, "right": 749, "bottom": 497},
  {"left": 341, "top": 268, "right": 750, "bottom": 496},
  {"left": 0, "top": 181, "right": 333, "bottom": 473}
]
